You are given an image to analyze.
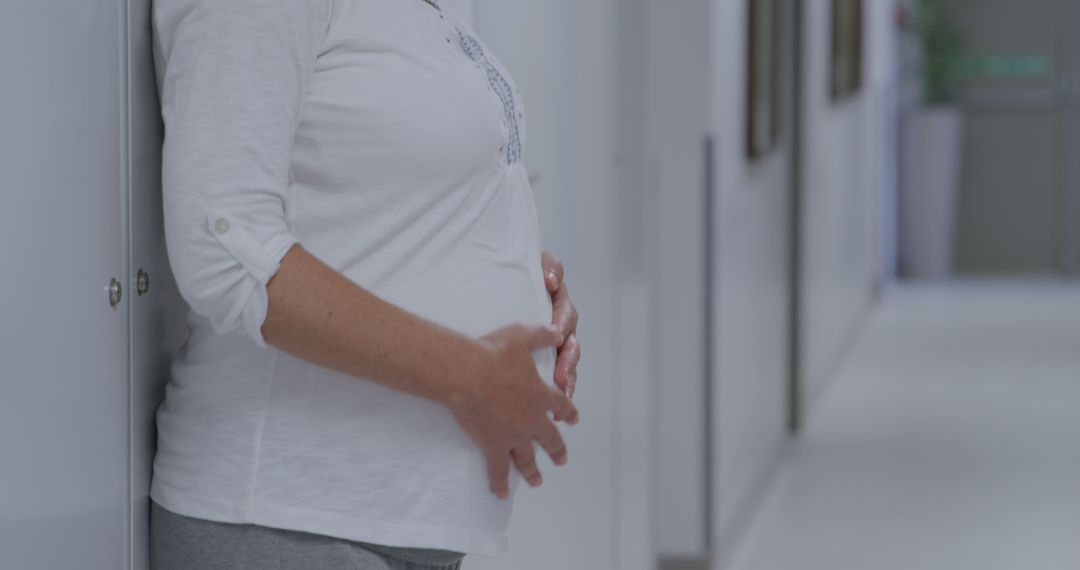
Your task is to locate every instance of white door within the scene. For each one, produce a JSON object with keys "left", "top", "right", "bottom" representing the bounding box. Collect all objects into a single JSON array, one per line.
[{"left": 0, "top": 1, "right": 130, "bottom": 568}]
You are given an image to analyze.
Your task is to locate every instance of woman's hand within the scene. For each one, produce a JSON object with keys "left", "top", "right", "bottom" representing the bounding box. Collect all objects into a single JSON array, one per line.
[
  {"left": 449, "top": 324, "right": 580, "bottom": 499},
  {"left": 542, "top": 251, "right": 581, "bottom": 400},
  {"left": 262, "top": 245, "right": 581, "bottom": 500}
]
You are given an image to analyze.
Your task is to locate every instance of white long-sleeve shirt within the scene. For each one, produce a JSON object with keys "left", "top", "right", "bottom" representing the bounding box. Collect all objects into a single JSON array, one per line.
[{"left": 148, "top": 0, "right": 555, "bottom": 556}]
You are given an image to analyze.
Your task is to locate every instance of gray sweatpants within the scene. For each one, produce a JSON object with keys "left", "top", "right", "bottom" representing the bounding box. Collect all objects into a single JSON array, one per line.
[{"left": 150, "top": 500, "right": 465, "bottom": 570}]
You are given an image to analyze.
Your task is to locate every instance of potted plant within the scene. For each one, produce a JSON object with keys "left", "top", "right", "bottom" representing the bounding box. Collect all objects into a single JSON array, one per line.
[{"left": 897, "top": 0, "right": 967, "bottom": 279}]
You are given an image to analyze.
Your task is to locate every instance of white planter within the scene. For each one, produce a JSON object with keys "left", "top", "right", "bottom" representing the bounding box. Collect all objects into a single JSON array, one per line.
[{"left": 898, "top": 106, "right": 964, "bottom": 279}]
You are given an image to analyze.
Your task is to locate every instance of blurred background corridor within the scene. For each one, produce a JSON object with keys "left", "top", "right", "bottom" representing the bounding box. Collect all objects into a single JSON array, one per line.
[
  {"left": 729, "top": 283, "right": 1080, "bottom": 570},
  {"left": 3, "top": 0, "right": 1079, "bottom": 569}
]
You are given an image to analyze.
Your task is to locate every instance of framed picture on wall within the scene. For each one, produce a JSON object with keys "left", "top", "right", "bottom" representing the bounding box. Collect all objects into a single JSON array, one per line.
[
  {"left": 746, "top": 0, "right": 782, "bottom": 159},
  {"left": 831, "top": 0, "right": 863, "bottom": 99}
]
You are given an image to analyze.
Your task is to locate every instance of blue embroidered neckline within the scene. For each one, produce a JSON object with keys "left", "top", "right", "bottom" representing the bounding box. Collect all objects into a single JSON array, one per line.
[{"left": 456, "top": 28, "right": 523, "bottom": 166}]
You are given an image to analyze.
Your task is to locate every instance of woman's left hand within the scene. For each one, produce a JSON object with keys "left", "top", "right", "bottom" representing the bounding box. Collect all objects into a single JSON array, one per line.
[{"left": 541, "top": 251, "right": 580, "bottom": 402}]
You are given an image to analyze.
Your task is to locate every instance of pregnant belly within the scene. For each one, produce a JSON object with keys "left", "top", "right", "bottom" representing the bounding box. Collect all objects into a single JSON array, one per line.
[{"left": 372, "top": 257, "right": 556, "bottom": 382}]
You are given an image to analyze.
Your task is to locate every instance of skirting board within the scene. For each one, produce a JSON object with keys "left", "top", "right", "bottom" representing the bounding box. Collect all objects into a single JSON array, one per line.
[{"left": 659, "top": 557, "right": 710, "bottom": 570}]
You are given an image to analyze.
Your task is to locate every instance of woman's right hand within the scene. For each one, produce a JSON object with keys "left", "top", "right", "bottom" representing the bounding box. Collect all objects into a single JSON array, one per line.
[{"left": 450, "top": 324, "right": 580, "bottom": 499}]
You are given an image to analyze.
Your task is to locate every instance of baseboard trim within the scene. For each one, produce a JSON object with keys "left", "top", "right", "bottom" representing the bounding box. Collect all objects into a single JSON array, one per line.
[{"left": 659, "top": 557, "right": 711, "bottom": 570}]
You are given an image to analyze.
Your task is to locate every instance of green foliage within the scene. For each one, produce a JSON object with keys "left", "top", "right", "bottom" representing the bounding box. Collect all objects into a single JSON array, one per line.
[{"left": 903, "top": 0, "right": 967, "bottom": 104}]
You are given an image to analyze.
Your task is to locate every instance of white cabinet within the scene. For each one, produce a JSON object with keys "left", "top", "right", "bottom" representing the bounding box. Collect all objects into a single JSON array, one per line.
[
  {"left": 0, "top": 1, "right": 130, "bottom": 568},
  {"left": 125, "top": 1, "right": 189, "bottom": 569},
  {"left": 0, "top": 2, "right": 183, "bottom": 569}
]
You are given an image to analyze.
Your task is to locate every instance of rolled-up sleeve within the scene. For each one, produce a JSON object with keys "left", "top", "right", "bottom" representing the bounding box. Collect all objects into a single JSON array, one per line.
[{"left": 153, "top": 0, "right": 333, "bottom": 347}]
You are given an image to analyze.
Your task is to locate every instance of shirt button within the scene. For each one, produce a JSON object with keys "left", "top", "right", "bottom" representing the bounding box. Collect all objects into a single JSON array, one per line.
[{"left": 214, "top": 217, "right": 230, "bottom": 234}]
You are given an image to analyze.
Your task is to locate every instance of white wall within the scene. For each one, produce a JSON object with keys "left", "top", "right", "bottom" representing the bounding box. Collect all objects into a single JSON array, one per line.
[
  {"left": 701, "top": 0, "right": 895, "bottom": 563},
  {"left": 648, "top": 0, "right": 713, "bottom": 557},
  {"left": 707, "top": 0, "right": 794, "bottom": 563},
  {"left": 798, "top": 0, "right": 895, "bottom": 411},
  {"left": 648, "top": 2, "right": 796, "bottom": 562}
]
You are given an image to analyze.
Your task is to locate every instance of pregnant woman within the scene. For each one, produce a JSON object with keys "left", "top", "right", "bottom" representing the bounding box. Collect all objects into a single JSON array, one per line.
[{"left": 147, "top": 0, "right": 582, "bottom": 568}]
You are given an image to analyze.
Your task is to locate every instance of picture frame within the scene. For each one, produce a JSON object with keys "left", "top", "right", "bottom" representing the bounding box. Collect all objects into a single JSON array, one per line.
[
  {"left": 746, "top": 0, "right": 782, "bottom": 159},
  {"left": 831, "top": 0, "right": 864, "bottom": 100}
]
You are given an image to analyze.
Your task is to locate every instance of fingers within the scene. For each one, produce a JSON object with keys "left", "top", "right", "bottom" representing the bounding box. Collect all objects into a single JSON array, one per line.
[
  {"left": 541, "top": 251, "right": 565, "bottom": 292},
  {"left": 484, "top": 449, "right": 511, "bottom": 500},
  {"left": 547, "top": 388, "right": 579, "bottom": 426},
  {"left": 534, "top": 421, "right": 569, "bottom": 466},
  {"left": 523, "top": 324, "right": 560, "bottom": 350},
  {"left": 554, "top": 333, "right": 581, "bottom": 397},
  {"left": 511, "top": 443, "right": 543, "bottom": 487},
  {"left": 549, "top": 282, "right": 578, "bottom": 344}
]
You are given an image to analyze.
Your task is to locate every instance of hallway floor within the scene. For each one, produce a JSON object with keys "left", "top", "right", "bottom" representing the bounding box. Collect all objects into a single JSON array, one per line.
[{"left": 729, "top": 282, "right": 1080, "bottom": 570}]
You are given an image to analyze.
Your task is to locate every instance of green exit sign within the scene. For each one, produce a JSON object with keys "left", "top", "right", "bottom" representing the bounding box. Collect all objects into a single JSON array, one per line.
[{"left": 956, "top": 55, "right": 1053, "bottom": 79}]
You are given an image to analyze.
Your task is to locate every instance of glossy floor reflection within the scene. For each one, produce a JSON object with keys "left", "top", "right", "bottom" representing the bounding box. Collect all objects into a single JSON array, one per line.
[{"left": 729, "top": 281, "right": 1080, "bottom": 570}]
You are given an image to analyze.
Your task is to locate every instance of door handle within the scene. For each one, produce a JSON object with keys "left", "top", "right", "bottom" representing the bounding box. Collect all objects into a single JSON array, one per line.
[
  {"left": 108, "top": 278, "right": 122, "bottom": 307},
  {"left": 136, "top": 268, "right": 150, "bottom": 296}
]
